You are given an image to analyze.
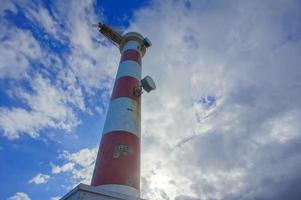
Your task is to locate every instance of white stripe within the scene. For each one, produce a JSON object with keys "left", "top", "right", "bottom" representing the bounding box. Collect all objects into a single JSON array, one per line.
[
  {"left": 122, "top": 40, "right": 141, "bottom": 53},
  {"left": 95, "top": 184, "right": 140, "bottom": 197},
  {"left": 116, "top": 60, "right": 141, "bottom": 80},
  {"left": 103, "top": 97, "right": 140, "bottom": 137}
]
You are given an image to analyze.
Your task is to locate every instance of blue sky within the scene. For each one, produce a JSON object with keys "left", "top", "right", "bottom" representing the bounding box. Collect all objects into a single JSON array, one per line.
[{"left": 1, "top": 0, "right": 301, "bottom": 200}]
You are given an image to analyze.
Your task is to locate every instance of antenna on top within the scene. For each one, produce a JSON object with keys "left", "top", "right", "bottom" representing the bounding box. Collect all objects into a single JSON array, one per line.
[{"left": 92, "top": 22, "right": 122, "bottom": 46}]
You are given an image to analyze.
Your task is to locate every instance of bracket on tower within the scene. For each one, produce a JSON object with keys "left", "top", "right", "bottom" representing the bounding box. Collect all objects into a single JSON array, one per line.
[
  {"left": 93, "top": 22, "right": 123, "bottom": 46},
  {"left": 133, "top": 76, "right": 156, "bottom": 97}
]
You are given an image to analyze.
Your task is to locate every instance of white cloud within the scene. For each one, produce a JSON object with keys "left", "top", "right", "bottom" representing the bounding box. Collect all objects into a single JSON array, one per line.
[
  {"left": 0, "top": 75, "right": 80, "bottom": 139},
  {"left": 125, "top": 0, "right": 301, "bottom": 199},
  {"left": 29, "top": 173, "right": 50, "bottom": 184},
  {"left": 0, "top": 23, "right": 41, "bottom": 79},
  {"left": 0, "top": 4, "right": 85, "bottom": 139},
  {"left": 60, "top": 148, "right": 97, "bottom": 167},
  {"left": 0, "top": 0, "right": 114, "bottom": 139},
  {"left": 7, "top": 192, "right": 31, "bottom": 200},
  {"left": 62, "top": 1, "right": 118, "bottom": 93},
  {"left": 52, "top": 162, "right": 75, "bottom": 174},
  {"left": 267, "top": 110, "right": 301, "bottom": 143},
  {"left": 51, "top": 147, "right": 97, "bottom": 184},
  {"left": 4, "top": 1, "right": 63, "bottom": 40},
  {"left": 25, "top": 6, "right": 61, "bottom": 39},
  {"left": 0, "top": 0, "right": 17, "bottom": 17},
  {"left": 50, "top": 197, "right": 60, "bottom": 200}
]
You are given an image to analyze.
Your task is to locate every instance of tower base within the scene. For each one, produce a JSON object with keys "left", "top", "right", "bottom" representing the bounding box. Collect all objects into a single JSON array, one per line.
[{"left": 60, "top": 183, "right": 145, "bottom": 200}]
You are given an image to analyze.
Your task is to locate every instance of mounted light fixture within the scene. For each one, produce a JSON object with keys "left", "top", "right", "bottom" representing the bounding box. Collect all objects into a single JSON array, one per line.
[{"left": 141, "top": 75, "right": 156, "bottom": 93}]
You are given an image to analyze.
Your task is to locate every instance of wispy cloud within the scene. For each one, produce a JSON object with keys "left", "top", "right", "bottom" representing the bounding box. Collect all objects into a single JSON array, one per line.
[
  {"left": 51, "top": 147, "right": 97, "bottom": 185},
  {"left": 52, "top": 162, "right": 75, "bottom": 174},
  {"left": 128, "top": 0, "right": 301, "bottom": 199},
  {"left": 0, "top": 0, "right": 114, "bottom": 139},
  {"left": 7, "top": 192, "right": 31, "bottom": 200},
  {"left": 0, "top": 75, "right": 80, "bottom": 139},
  {"left": 0, "top": 24, "right": 41, "bottom": 79},
  {"left": 29, "top": 173, "right": 50, "bottom": 184}
]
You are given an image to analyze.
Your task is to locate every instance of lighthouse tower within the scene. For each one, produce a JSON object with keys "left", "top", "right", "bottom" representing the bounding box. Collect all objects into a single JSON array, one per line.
[{"left": 60, "top": 23, "right": 155, "bottom": 200}]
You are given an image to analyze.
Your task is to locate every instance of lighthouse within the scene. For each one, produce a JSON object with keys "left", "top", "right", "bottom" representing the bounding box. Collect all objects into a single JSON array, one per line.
[
  {"left": 91, "top": 22, "right": 155, "bottom": 197},
  {"left": 60, "top": 23, "right": 155, "bottom": 200}
]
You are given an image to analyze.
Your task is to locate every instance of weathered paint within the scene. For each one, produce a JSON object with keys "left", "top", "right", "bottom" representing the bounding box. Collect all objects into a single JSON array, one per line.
[
  {"left": 121, "top": 40, "right": 141, "bottom": 53},
  {"left": 92, "top": 131, "right": 140, "bottom": 188},
  {"left": 116, "top": 60, "right": 141, "bottom": 81},
  {"left": 111, "top": 76, "right": 140, "bottom": 100},
  {"left": 102, "top": 97, "right": 141, "bottom": 137}
]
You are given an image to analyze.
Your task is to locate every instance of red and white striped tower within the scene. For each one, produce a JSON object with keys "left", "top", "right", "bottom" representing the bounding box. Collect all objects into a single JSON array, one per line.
[{"left": 91, "top": 23, "right": 154, "bottom": 198}]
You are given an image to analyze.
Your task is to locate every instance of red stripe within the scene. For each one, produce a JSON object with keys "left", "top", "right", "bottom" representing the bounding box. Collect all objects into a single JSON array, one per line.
[
  {"left": 111, "top": 76, "right": 140, "bottom": 100},
  {"left": 120, "top": 49, "right": 141, "bottom": 65},
  {"left": 91, "top": 131, "right": 140, "bottom": 189}
]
